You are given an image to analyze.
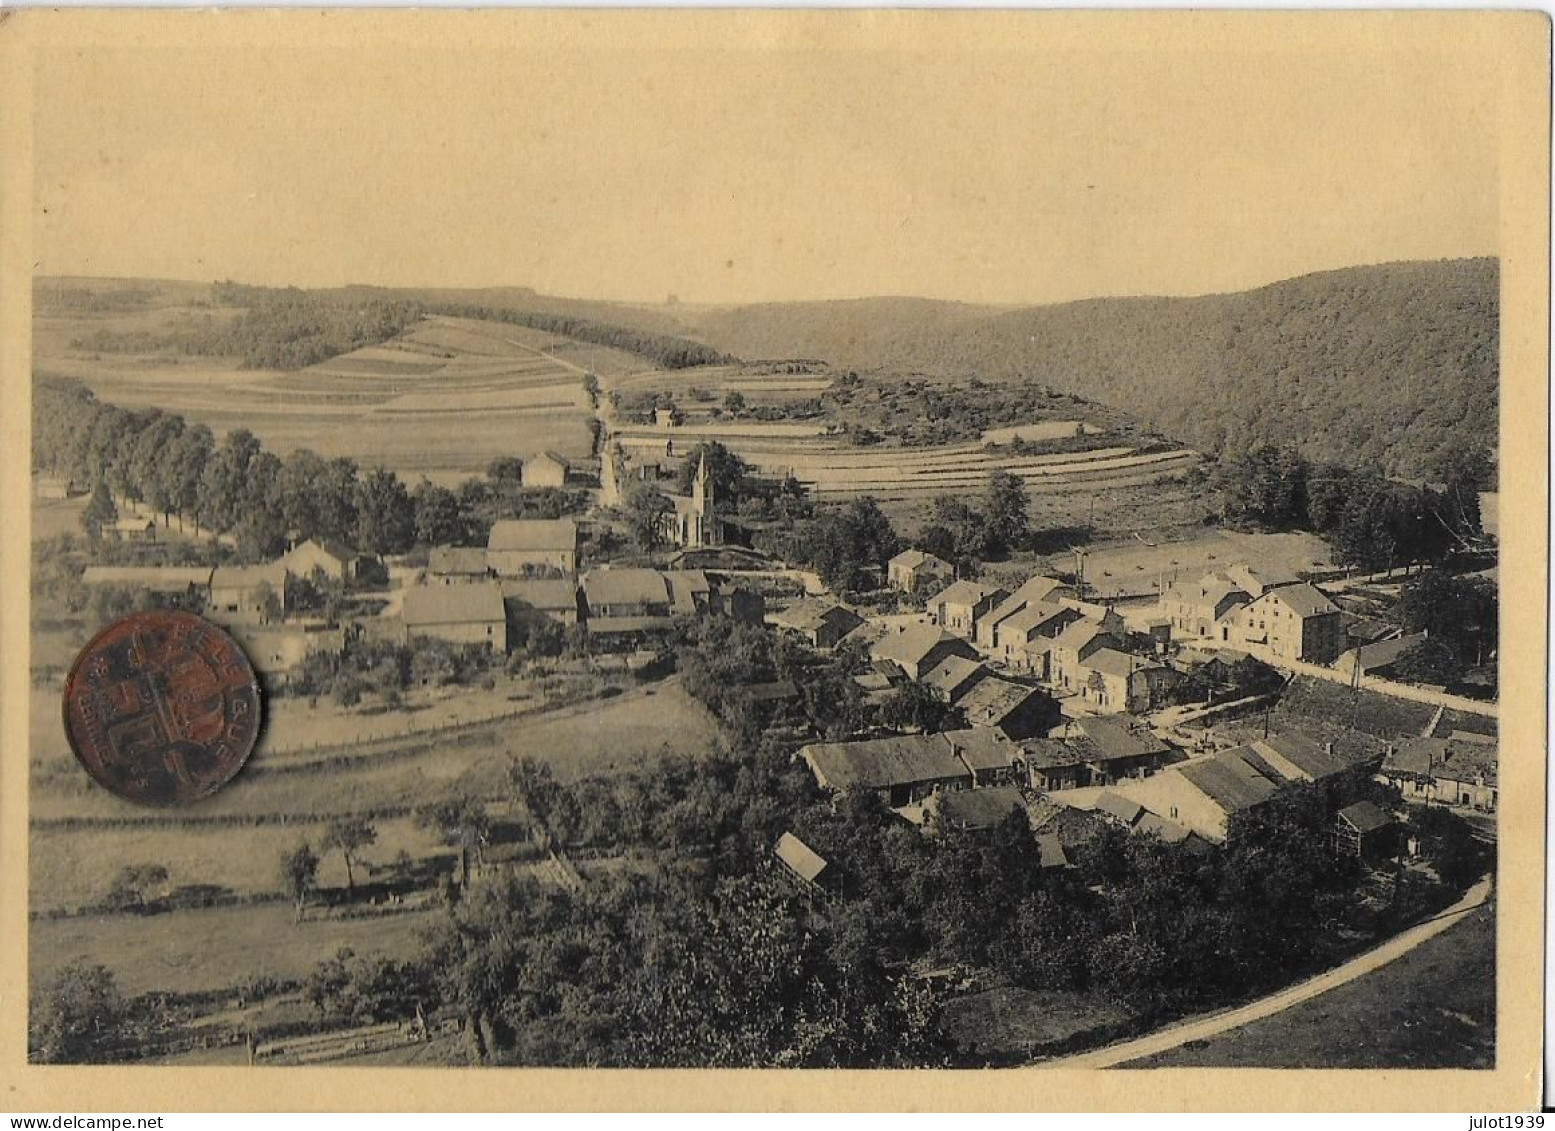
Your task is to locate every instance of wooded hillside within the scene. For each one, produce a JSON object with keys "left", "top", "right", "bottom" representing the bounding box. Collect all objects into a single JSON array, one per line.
[{"left": 686, "top": 259, "right": 1499, "bottom": 479}]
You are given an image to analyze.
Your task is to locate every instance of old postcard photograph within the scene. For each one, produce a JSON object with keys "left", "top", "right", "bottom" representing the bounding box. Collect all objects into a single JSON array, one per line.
[{"left": 0, "top": 9, "right": 1546, "bottom": 1112}]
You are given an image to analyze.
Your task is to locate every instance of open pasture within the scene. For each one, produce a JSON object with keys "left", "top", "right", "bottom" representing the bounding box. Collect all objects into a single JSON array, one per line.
[
  {"left": 37, "top": 312, "right": 598, "bottom": 475},
  {"left": 30, "top": 900, "right": 440, "bottom": 999}
]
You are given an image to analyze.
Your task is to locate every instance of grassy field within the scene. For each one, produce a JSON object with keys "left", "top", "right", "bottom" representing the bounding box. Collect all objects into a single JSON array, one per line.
[
  {"left": 30, "top": 901, "right": 440, "bottom": 999},
  {"left": 938, "top": 982, "right": 1133, "bottom": 1063},
  {"left": 1123, "top": 903, "right": 1496, "bottom": 1069},
  {"left": 36, "top": 309, "right": 599, "bottom": 476}
]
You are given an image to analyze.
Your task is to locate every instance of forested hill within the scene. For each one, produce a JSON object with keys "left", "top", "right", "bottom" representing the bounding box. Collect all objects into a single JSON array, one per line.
[{"left": 685, "top": 259, "right": 1499, "bottom": 479}]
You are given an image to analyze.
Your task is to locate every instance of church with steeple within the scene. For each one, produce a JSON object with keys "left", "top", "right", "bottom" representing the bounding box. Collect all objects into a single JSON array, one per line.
[{"left": 664, "top": 449, "right": 719, "bottom": 549}]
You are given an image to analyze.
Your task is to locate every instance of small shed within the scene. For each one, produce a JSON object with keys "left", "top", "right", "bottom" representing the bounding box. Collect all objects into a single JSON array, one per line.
[
  {"left": 774, "top": 832, "right": 829, "bottom": 892},
  {"left": 1336, "top": 800, "right": 1397, "bottom": 860}
]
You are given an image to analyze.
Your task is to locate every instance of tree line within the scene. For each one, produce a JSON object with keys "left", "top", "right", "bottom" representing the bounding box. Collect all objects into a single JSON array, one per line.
[
  {"left": 1215, "top": 442, "right": 1491, "bottom": 572},
  {"left": 34, "top": 382, "right": 587, "bottom": 561},
  {"left": 423, "top": 302, "right": 733, "bottom": 370}
]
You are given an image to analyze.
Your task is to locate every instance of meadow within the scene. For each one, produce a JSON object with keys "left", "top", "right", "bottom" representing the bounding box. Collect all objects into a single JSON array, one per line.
[{"left": 36, "top": 307, "right": 601, "bottom": 478}]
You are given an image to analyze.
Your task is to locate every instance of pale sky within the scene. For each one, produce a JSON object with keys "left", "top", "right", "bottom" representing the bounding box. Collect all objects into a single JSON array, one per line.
[{"left": 32, "top": 15, "right": 1504, "bottom": 304}]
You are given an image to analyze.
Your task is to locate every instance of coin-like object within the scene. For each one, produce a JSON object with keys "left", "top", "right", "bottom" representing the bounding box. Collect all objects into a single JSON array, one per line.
[{"left": 62, "top": 610, "right": 261, "bottom": 806}]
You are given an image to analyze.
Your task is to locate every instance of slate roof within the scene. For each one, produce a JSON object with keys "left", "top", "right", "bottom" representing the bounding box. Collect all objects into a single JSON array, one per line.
[
  {"left": 1019, "top": 739, "right": 1089, "bottom": 771},
  {"left": 1264, "top": 582, "right": 1340, "bottom": 618},
  {"left": 873, "top": 624, "right": 969, "bottom": 669},
  {"left": 1036, "top": 832, "right": 1071, "bottom": 869},
  {"left": 933, "top": 786, "right": 1027, "bottom": 831},
  {"left": 487, "top": 518, "right": 578, "bottom": 553},
  {"left": 1177, "top": 746, "right": 1284, "bottom": 812},
  {"left": 1164, "top": 577, "right": 1249, "bottom": 611},
  {"left": 403, "top": 582, "right": 505, "bottom": 626},
  {"left": 1054, "top": 618, "right": 1115, "bottom": 653},
  {"left": 921, "top": 655, "right": 989, "bottom": 700},
  {"left": 799, "top": 734, "right": 971, "bottom": 792},
  {"left": 429, "top": 546, "right": 490, "bottom": 575},
  {"left": 998, "top": 600, "right": 1072, "bottom": 639},
  {"left": 1253, "top": 731, "right": 1354, "bottom": 781},
  {"left": 1094, "top": 790, "right": 1145, "bottom": 825},
  {"left": 1383, "top": 736, "right": 1498, "bottom": 788},
  {"left": 1134, "top": 812, "right": 1195, "bottom": 844},
  {"left": 1348, "top": 632, "right": 1430, "bottom": 671},
  {"left": 935, "top": 579, "right": 1005, "bottom": 609},
  {"left": 1338, "top": 801, "right": 1394, "bottom": 834},
  {"left": 1072, "top": 716, "right": 1170, "bottom": 762},
  {"left": 1084, "top": 648, "right": 1156, "bottom": 680},
  {"left": 499, "top": 578, "right": 578, "bottom": 612},
  {"left": 957, "top": 678, "right": 1042, "bottom": 727},
  {"left": 943, "top": 728, "right": 1024, "bottom": 773},
  {"left": 890, "top": 548, "right": 950, "bottom": 571},
  {"left": 771, "top": 599, "right": 864, "bottom": 636},
  {"left": 774, "top": 832, "right": 828, "bottom": 884},
  {"left": 582, "top": 568, "right": 669, "bottom": 608}
]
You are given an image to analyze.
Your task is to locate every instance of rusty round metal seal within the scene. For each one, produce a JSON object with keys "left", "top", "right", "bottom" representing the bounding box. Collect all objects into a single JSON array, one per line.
[{"left": 62, "top": 610, "right": 262, "bottom": 806}]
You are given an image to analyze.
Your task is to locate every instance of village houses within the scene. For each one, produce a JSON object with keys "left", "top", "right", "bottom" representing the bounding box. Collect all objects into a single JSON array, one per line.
[
  {"left": 872, "top": 623, "right": 980, "bottom": 683},
  {"left": 401, "top": 582, "right": 508, "bottom": 653},
  {"left": 768, "top": 599, "right": 866, "bottom": 650},
  {"left": 1380, "top": 734, "right": 1498, "bottom": 811},
  {"left": 522, "top": 451, "right": 570, "bottom": 490},
  {"left": 886, "top": 548, "right": 954, "bottom": 595},
  {"left": 1161, "top": 574, "right": 1252, "bottom": 644},
  {"left": 1231, "top": 582, "right": 1343, "bottom": 664},
  {"left": 975, "top": 575, "right": 1078, "bottom": 649},
  {"left": 932, "top": 579, "right": 1008, "bottom": 639},
  {"left": 486, "top": 518, "right": 580, "bottom": 579}
]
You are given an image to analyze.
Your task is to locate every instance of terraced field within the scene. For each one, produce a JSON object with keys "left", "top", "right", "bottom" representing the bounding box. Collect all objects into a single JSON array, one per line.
[
  {"left": 614, "top": 428, "right": 1200, "bottom": 502},
  {"left": 38, "top": 313, "right": 601, "bottom": 477}
]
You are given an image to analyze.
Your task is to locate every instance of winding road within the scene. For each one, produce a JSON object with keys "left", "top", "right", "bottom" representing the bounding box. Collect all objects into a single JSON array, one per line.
[{"left": 1036, "top": 873, "right": 1494, "bottom": 1069}]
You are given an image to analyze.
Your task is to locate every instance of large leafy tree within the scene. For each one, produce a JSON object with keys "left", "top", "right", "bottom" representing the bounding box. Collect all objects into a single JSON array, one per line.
[
  {"left": 30, "top": 962, "right": 127, "bottom": 1064},
  {"left": 982, "top": 470, "right": 1030, "bottom": 556},
  {"left": 354, "top": 468, "right": 416, "bottom": 555}
]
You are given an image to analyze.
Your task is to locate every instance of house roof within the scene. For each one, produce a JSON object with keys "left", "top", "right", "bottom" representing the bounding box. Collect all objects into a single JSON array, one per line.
[
  {"left": 873, "top": 624, "right": 969, "bottom": 669},
  {"left": 921, "top": 655, "right": 989, "bottom": 699},
  {"left": 1164, "top": 577, "right": 1249, "bottom": 611},
  {"left": 210, "top": 563, "right": 288, "bottom": 590},
  {"left": 429, "top": 546, "right": 491, "bottom": 575},
  {"left": 1338, "top": 801, "right": 1394, "bottom": 834},
  {"left": 932, "top": 786, "right": 1027, "bottom": 831},
  {"left": 799, "top": 734, "right": 970, "bottom": 792},
  {"left": 1383, "top": 736, "right": 1498, "bottom": 788},
  {"left": 957, "top": 678, "right": 1042, "bottom": 727},
  {"left": 774, "top": 832, "right": 828, "bottom": 883},
  {"left": 1134, "top": 812, "right": 1195, "bottom": 844},
  {"left": 746, "top": 679, "right": 801, "bottom": 703},
  {"left": 1253, "top": 731, "right": 1354, "bottom": 781},
  {"left": 663, "top": 570, "right": 711, "bottom": 615},
  {"left": 943, "top": 727, "right": 1023, "bottom": 772},
  {"left": 1177, "top": 746, "right": 1284, "bottom": 813},
  {"left": 1221, "top": 562, "right": 1300, "bottom": 594},
  {"left": 403, "top": 582, "right": 505, "bottom": 626},
  {"left": 984, "top": 578, "right": 1067, "bottom": 631},
  {"left": 529, "top": 451, "right": 570, "bottom": 469},
  {"left": 499, "top": 578, "right": 578, "bottom": 612},
  {"left": 890, "top": 548, "right": 950, "bottom": 572},
  {"left": 1035, "top": 832, "right": 1070, "bottom": 869},
  {"left": 935, "top": 579, "right": 1005, "bottom": 609},
  {"left": 582, "top": 568, "right": 669, "bottom": 608},
  {"left": 1262, "top": 582, "right": 1339, "bottom": 618},
  {"left": 1054, "top": 617, "right": 1115, "bottom": 653},
  {"left": 1094, "top": 790, "right": 1144, "bottom": 825},
  {"left": 770, "top": 598, "right": 863, "bottom": 635},
  {"left": 1072, "top": 716, "right": 1170, "bottom": 761},
  {"left": 1020, "top": 739, "right": 1089, "bottom": 771},
  {"left": 1083, "top": 647, "right": 1157, "bottom": 681},
  {"left": 487, "top": 518, "right": 578, "bottom": 553},
  {"left": 1349, "top": 631, "right": 1430, "bottom": 671},
  {"left": 998, "top": 600, "right": 1072, "bottom": 639}
]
